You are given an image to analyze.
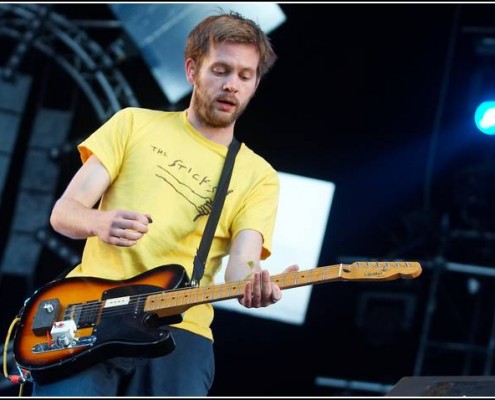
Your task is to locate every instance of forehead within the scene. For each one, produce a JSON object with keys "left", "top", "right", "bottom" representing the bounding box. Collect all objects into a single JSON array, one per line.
[{"left": 205, "top": 41, "right": 260, "bottom": 70}]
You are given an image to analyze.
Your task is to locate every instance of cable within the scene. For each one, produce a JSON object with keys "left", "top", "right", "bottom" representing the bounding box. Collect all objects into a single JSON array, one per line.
[
  {"left": 2, "top": 316, "right": 27, "bottom": 396},
  {"left": 3, "top": 317, "right": 19, "bottom": 380}
]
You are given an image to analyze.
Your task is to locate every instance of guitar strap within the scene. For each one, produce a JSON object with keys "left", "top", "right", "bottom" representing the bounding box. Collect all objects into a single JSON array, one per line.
[{"left": 189, "top": 137, "right": 241, "bottom": 287}]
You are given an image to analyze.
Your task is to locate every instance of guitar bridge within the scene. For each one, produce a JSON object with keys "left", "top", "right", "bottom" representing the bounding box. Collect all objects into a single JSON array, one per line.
[
  {"left": 30, "top": 319, "right": 97, "bottom": 354},
  {"left": 32, "top": 335, "right": 97, "bottom": 354}
]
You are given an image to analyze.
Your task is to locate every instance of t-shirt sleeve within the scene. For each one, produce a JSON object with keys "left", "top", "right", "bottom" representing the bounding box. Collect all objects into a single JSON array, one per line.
[
  {"left": 77, "top": 107, "right": 134, "bottom": 182},
  {"left": 231, "top": 166, "right": 279, "bottom": 260}
]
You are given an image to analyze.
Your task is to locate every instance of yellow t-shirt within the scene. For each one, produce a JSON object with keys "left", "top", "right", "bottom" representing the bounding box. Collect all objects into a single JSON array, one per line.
[{"left": 66, "top": 107, "right": 279, "bottom": 341}]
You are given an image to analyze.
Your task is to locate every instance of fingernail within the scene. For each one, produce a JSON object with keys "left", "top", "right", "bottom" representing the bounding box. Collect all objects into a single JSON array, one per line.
[{"left": 147, "top": 216, "right": 153, "bottom": 223}]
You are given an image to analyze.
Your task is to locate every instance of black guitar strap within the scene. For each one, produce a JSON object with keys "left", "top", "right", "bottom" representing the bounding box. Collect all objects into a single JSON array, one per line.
[{"left": 189, "top": 138, "right": 241, "bottom": 287}]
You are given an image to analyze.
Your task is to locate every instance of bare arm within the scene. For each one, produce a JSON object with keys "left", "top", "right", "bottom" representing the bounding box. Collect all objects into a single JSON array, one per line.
[
  {"left": 50, "top": 154, "right": 151, "bottom": 247},
  {"left": 225, "top": 229, "right": 298, "bottom": 308}
]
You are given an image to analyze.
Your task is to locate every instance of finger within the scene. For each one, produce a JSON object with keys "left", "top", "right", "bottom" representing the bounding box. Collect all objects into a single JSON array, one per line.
[
  {"left": 283, "top": 264, "right": 300, "bottom": 273},
  {"left": 118, "top": 228, "right": 145, "bottom": 241},
  {"left": 107, "top": 236, "right": 138, "bottom": 247},
  {"left": 270, "top": 283, "right": 282, "bottom": 303},
  {"left": 109, "top": 223, "right": 143, "bottom": 240},
  {"left": 261, "top": 270, "right": 272, "bottom": 300},
  {"left": 108, "top": 225, "right": 143, "bottom": 244},
  {"left": 120, "top": 218, "right": 149, "bottom": 234},
  {"left": 118, "top": 211, "right": 151, "bottom": 228},
  {"left": 118, "top": 237, "right": 138, "bottom": 247},
  {"left": 241, "top": 280, "right": 253, "bottom": 307},
  {"left": 110, "top": 213, "right": 151, "bottom": 238},
  {"left": 251, "top": 272, "right": 262, "bottom": 306}
]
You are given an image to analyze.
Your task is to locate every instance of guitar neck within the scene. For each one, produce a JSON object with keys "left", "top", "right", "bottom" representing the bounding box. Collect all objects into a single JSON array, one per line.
[{"left": 143, "top": 261, "right": 420, "bottom": 314}]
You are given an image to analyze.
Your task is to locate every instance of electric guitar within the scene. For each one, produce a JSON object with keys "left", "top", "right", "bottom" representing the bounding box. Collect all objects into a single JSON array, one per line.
[{"left": 12, "top": 261, "right": 422, "bottom": 383}]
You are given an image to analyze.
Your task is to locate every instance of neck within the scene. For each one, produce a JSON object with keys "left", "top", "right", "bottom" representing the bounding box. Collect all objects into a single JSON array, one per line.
[{"left": 186, "top": 108, "right": 234, "bottom": 146}]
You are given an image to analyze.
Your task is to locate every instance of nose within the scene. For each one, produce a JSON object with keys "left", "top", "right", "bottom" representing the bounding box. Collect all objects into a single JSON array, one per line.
[{"left": 222, "top": 80, "right": 238, "bottom": 92}]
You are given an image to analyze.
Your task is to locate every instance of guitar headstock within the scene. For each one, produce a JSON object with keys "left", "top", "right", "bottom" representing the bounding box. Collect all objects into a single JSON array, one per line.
[{"left": 343, "top": 261, "right": 422, "bottom": 281}]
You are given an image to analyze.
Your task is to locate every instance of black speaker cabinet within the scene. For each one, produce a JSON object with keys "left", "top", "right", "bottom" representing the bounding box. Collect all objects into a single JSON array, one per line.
[{"left": 386, "top": 376, "right": 495, "bottom": 396}]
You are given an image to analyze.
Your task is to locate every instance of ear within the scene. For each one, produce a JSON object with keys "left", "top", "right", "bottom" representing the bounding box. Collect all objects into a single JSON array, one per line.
[{"left": 185, "top": 58, "right": 196, "bottom": 84}]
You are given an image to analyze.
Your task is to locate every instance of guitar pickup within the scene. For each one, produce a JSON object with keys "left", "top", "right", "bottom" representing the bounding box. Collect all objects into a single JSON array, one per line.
[{"left": 32, "top": 299, "right": 62, "bottom": 336}]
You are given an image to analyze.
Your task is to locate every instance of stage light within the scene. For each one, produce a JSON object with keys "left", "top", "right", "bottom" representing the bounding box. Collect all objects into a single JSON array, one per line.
[{"left": 474, "top": 100, "right": 495, "bottom": 135}]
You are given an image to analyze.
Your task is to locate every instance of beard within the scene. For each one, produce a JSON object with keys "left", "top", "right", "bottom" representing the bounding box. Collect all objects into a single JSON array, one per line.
[{"left": 192, "top": 81, "right": 251, "bottom": 128}]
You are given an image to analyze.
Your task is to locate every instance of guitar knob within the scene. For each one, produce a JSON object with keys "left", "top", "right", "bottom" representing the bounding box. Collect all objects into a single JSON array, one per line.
[{"left": 143, "top": 313, "right": 159, "bottom": 328}]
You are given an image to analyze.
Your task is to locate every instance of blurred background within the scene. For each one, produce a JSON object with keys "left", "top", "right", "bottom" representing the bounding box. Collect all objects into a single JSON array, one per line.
[{"left": 2, "top": 2, "right": 495, "bottom": 396}]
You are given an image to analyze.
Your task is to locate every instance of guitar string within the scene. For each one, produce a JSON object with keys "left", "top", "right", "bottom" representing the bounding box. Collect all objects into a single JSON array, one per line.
[
  {"left": 56, "top": 265, "right": 336, "bottom": 319},
  {"left": 48, "top": 268, "right": 321, "bottom": 321},
  {"left": 75, "top": 262, "right": 408, "bottom": 320},
  {"left": 45, "top": 263, "right": 413, "bottom": 321},
  {"left": 57, "top": 262, "right": 406, "bottom": 320}
]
